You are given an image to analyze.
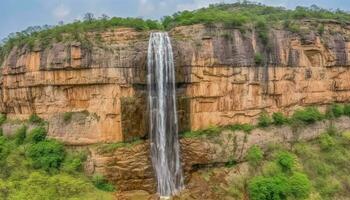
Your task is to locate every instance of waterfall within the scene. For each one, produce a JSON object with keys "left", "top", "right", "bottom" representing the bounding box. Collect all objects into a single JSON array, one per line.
[{"left": 147, "top": 32, "right": 184, "bottom": 197}]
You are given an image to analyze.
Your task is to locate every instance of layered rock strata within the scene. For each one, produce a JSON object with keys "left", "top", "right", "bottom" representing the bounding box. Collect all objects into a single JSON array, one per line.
[{"left": 2, "top": 22, "right": 350, "bottom": 143}]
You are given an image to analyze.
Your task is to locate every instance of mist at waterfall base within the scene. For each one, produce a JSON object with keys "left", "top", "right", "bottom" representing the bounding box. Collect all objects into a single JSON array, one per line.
[{"left": 147, "top": 32, "right": 184, "bottom": 197}]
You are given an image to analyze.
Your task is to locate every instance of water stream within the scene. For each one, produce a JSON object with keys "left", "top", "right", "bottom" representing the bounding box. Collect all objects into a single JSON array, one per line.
[{"left": 147, "top": 32, "right": 184, "bottom": 197}]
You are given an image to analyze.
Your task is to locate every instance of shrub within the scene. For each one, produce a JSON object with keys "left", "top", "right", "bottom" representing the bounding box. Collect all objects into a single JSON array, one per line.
[
  {"left": 28, "top": 114, "right": 44, "bottom": 124},
  {"left": 276, "top": 151, "right": 295, "bottom": 172},
  {"left": 0, "top": 137, "right": 12, "bottom": 163},
  {"left": 261, "top": 162, "right": 282, "bottom": 177},
  {"left": 28, "top": 127, "right": 47, "bottom": 143},
  {"left": 289, "top": 172, "right": 311, "bottom": 199},
  {"left": 62, "top": 151, "right": 87, "bottom": 173},
  {"left": 325, "top": 103, "right": 344, "bottom": 119},
  {"left": 315, "top": 177, "right": 341, "bottom": 198},
  {"left": 342, "top": 131, "right": 350, "bottom": 143},
  {"left": 325, "top": 124, "right": 337, "bottom": 136},
  {"left": 14, "top": 125, "right": 27, "bottom": 145},
  {"left": 248, "top": 175, "right": 289, "bottom": 200},
  {"left": 258, "top": 112, "right": 272, "bottom": 127},
  {"left": 343, "top": 104, "right": 350, "bottom": 116},
  {"left": 63, "top": 112, "right": 73, "bottom": 122},
  {"left": 225, "top": 159, "right": 237, "bottom": 168},
  {"left": 317, "top": 24, "right": 325, "bottom": 35},
  {"left": 319, "top": 134, "right": 335, "bottom": 151},
  {"left": 226, "top": 123, "right": 254, "bottom": 133},
  {"left": 286, "top": 22, "right": 301, "bottom": 34},
  {"left": 28, "top": 140, "right": 65, "bottom": 171},
  {"left": 246, "top": 145, "right": 264, "bottom": 167},
  {"left": 272, "top": 112, "right": 289, "bottom": 125},
  {"left": 92, "top": 174, "right": 115, "bottom": 192},
  {"left": 0, "top": 114, "right": 6, "bottom": 126},
  {"left": 254, "top": 53, "right": 263, "bottom": 65},
  {"left": 291, "top": 107, "right": 323, "bottom": 124}
]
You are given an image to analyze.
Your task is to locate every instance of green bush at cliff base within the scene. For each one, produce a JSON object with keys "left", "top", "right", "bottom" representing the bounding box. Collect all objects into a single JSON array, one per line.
[
  {"left": 343, "top": 104, "right": 350, "bottom": 117},
  {"left": 92, "top": 174, "right": 116, "bottom": 192},
  {"left": 0, "top": 114, "right": 7, "bottom": 126},
  {"left": 61, "top": 150, "right": 87, "bottom": 173},
  {"left": 28, "top": 139, "right": 66, "bottom": 171},
  {"left": 325, "top": 103, "right": 344, "bottom": 119},
  {"left": 258, "top": 112, "right": 272, "bottom": 127},
  {"left": 226, "top": 123, "right": 254, "bottom": 133},
  {"left": 246, "top": 145, "right": 264, "bottom": 167},
  {"left": 28, "top": 114, "right": 44, "bottom": 124},
  {"left": 248, "top": 172, "right": 311, "bottom": 200},
  {"left": 14, "top": 125, "right": 27, "bottom": 145},
  {"left": 272, "top": 112, "right": 289, "bottom": 125},
  {"left": 248, "top": 149, "right": 311, "bottom": 200},
  {"left": 291, "top": 107, "right": 324, "bottom": 124},
  {"left": 28, "top": 126, "right": 47, "bottom": 143},
  {"left": 319, "top": 134, "right": 335, "bottom": 151},
  {"left": 275, "top": 151, "right": 295, "bottom": 172}
]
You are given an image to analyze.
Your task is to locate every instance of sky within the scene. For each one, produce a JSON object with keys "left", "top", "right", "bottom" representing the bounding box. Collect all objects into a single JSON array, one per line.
[{"left": 0, "top": 0, "right": 349, "bottom": 40}]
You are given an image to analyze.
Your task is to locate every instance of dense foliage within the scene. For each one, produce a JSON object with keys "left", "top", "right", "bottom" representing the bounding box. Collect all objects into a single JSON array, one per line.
[
  {"left": 163, "top": 2, "right": 350, "bottom": 29},
  {"left": 245, "top": 146, "right": 312, "bottom": 200},
  {"left": 0, "top": 118, "right": 114, "bottom": 199}
]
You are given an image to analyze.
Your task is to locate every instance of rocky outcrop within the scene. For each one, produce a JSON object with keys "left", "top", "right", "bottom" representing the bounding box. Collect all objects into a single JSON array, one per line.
[
  {"left": 1, "top": 22, "right": 350, "bottom": 144},
  {"left": 87, "top": 117, "right": 350, "bottom": 193}
]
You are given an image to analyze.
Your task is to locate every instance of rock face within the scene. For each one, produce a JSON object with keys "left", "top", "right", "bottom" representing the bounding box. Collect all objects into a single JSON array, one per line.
[
  {"left": 89, "top": 117, "right": 350, "bottom": 193},
  {"left": 1, "top": 22, "right": 350, "bottom": 144}
]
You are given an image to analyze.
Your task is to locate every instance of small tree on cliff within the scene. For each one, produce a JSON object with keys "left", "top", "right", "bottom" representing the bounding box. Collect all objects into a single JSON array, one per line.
[{"left": 83, "top": 13, "right": 95, "bottom": 22}]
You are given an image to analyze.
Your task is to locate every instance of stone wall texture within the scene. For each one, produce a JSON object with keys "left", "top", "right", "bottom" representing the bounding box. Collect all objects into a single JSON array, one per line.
[{"left": 1, "top": 22, "right": 350, "bottom": 144}]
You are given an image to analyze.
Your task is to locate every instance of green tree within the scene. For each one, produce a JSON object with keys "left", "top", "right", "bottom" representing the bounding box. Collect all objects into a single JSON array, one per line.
[{"left": 28, "top": 140, "right": 65, "bottom": 171}]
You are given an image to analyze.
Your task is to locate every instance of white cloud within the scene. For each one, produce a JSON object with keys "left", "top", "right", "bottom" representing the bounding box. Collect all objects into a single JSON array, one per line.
[{"left": 53, "top": 4, "right": 71, "bottom": 19}]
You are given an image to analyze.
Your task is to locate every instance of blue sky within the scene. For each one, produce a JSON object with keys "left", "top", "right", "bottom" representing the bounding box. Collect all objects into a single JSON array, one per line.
[{"left": 0, "top": 0, "right": 349, "bottom": 40}]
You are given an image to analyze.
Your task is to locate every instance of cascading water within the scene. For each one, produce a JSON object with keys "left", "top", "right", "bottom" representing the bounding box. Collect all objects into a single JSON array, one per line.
[{"left": 147, "top": 32, "right": 184, "bottom": 198}]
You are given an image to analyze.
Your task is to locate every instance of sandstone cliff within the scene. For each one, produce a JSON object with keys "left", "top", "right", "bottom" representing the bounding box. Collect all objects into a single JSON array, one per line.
[{"left": 1, "top": 21, "right": 350, "bottom": 144}]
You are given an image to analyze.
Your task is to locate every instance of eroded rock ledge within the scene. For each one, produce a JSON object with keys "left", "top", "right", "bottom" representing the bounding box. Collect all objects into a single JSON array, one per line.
[{"left": 86, "top": 117, "right": 350, "bottom": 193}]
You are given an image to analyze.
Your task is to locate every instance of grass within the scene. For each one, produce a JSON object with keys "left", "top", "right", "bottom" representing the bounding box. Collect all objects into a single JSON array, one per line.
[{"left": 225, "top": 123, "right": 255, "bottom": 133}]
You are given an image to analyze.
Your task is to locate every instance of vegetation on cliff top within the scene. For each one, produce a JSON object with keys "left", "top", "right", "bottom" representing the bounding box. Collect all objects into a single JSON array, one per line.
[
  {"left": 0, "top": 116, "right": 114, "bottom": 199},
  {"left": 1, "top": 1, "right": 350, "bottom": 65},
  {"left": 163, "top": 2, "right": 350, "bottom": 29}
]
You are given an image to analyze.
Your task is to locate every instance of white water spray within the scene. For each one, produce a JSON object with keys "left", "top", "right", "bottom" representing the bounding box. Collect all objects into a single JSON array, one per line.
[{"left": 147, "top": 32, "right": 184, "bottom": 197}]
